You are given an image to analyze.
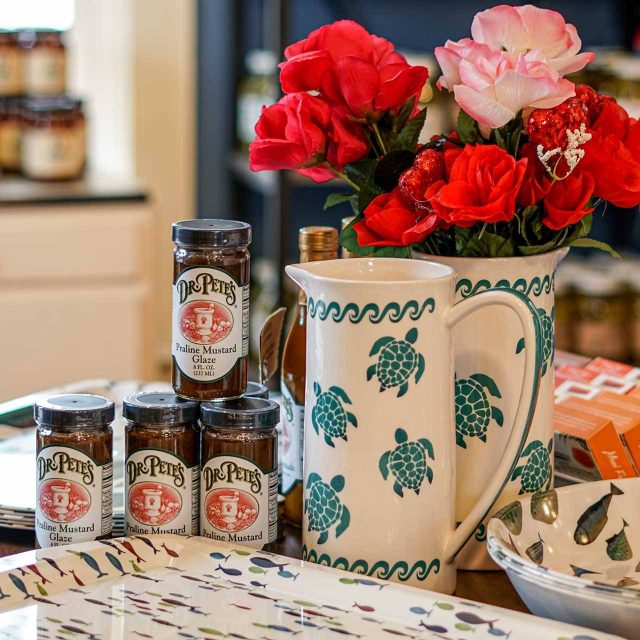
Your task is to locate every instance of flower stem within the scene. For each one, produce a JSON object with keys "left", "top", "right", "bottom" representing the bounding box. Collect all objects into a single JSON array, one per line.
[
  {"left": 324, "top": 162, "right": 360, "bottom": 191},
  {"left": 372, "top": 123, "right": 387, "bottom": 155}
]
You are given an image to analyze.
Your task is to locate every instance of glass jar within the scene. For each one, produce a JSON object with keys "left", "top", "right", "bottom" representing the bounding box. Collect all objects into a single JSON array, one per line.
[
  {"left": 0, "top": 31, "right": 22, "bottom": 95},
  {"left": 200, "top": 398, "right": 279, "bottom": 549},
  {"left": 22, "top": 96, "right": 86, "bottom": 180},
  {"left": 123, "top": 392, "right": 200, "bottom": 537},
  {"left": 35, "top": 394, "right": 114, "bottom": 549},
  {"left": 0, "top": 97, "right": 22, "bottom": 172},
  {"left": 172, "top": 219, "right": 252, "bottom": 401},
  {"left": 236, "top": 49, "right": 277, "bottom": 148},
  {"left": 18, "top": 29, "right": 66, "bottom": 95},
  {"left": 574, "top": 272, "right": 629, "bottom": 361}
]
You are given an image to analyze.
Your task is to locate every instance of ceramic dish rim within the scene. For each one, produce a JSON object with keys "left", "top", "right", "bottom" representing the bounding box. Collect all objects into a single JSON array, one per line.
[{"left": 487, "top": 482, "right": 640, "bottom": 606}]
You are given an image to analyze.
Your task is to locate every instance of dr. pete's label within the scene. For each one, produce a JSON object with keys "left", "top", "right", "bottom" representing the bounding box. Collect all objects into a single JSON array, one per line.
[
  {"left": 36, "top": 446, "right": 112, "bottom": 548},
  {"left": 200, "top": 455, "right": 277, "bottom": 548},
  {"left": 172, "top": 266, "right": 249, "bottom": 382},
  {"left": 126, "top": 450, "right": 198, "bottom": 536}
]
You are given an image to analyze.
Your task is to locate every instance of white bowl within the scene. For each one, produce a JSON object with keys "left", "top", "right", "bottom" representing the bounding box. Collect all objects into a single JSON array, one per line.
[{"left": 488, "top": 478, "right": 640, "bottom": 639}]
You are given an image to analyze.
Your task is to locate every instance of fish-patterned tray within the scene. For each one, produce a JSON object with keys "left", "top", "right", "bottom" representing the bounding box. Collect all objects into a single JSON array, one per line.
[{"left": 0, "top": 535, "right": 622, "bottom": 640}]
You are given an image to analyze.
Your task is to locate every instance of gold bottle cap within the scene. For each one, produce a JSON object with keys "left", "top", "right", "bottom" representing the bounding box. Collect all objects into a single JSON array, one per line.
[{"left": 298, "top": 226, "right": 339, "bottom": 253}]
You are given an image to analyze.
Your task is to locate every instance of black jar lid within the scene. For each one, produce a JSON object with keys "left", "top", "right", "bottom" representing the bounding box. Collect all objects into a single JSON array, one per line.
[
  {"left": 35, "top": 394, "right": 115, "bottom": 427},
  {"left": 201, "top": 398, "right": 279, "bottom": 429},
  {"left": 23, "top": 96, "right": 83, "bottom": 115},
  {"left": 172, "top": 219, "right": 252, "bottom": 247},
  {"left": 123, "top": 391, "right": 199, "bottom": 425}
]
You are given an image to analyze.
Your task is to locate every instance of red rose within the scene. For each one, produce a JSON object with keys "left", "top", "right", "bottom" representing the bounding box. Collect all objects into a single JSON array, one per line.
[
  {"left": 279, "top": 20, "right": 428, "bottom": 121},
  {"left": 517, "top": 142, "right": 552, "bottom": 207},
  {"left": 354, "top": 188, "right": 439, "bottom": 247},
  {"left": 580, "top": 100, "right": 640, "bottom": 208},
  {"left": 427, "top": 145, "right": 527, "bottom": 227},
  {"left": 543, "top": 172, "right": 595, "bottom": 230},
  {"left": 249, "top": 93, "right": 367, "bottom": 183}
]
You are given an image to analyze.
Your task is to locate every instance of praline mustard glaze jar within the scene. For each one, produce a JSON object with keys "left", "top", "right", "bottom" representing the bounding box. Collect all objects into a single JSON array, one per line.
[
  {"left": 35, "top": 394, "right": 114, "bottom": 549},
  {"left": 123, "top": 392, "right": 200, "bottom": 536},
  {"left": 172, "top": 219, "right": 251, "bottom": 401},
  {"left": 22, "top": 96, "right": 86, "bottom": 180},
  {"left": 0, "top": 97, "right": 22, "bottom": 172},
  {"left": 18, "top": 29, "right": 66, "bottom": 95},
  {"left": 200, "top": 398, "right": 279, "bottom": 549},
  {"left": 0, "top": 31, "right": 21, "bottom": 95}
]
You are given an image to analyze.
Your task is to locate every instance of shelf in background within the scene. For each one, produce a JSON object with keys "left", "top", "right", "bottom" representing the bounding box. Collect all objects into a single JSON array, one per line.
[
  {"left": 0, "top": 174, "right": 148, "bottom": 207},
  {"left": 228, "top": 150, "right": 338, "bottom": 195}
]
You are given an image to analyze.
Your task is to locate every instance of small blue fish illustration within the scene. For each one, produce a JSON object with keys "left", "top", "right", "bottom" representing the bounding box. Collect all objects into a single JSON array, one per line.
[
  {"left": 455, "top": 612, "right": 498, "bottom": 627},
  {"left": 253, "top": 623, "right": 300, "bottom": 634},
  {"left": 85, "top": 597, "right": 112, "bottom": 607},
  {"left": 250, "top": 581, "right": 267, "bottom": 588},
  {"left": 130, "top": 574, "right": 162, "bottom": 583},
  {"left": 135, "top": 536, "right": 161, "bottom": 554},
  {"left": 210, "top": 552, "right": 231, "bottom": 562},
  {"left": 9, "top": 573, "right": 32, "bottom": 599},
  {"left": 295, "top": 619, "right": 322, "bottom": 628},
  {"left": 67, "top": 551, "right": 108, "bottom": 579},
  {"left": 99, "top": 540, "right": 125, "bottom": 556},
  {"left": 487, "top": 628, "right": 512, "bottom": 637},
  {"left": 326, "top": 628, "right": 362, "bottom": 638},
  {"left": 277, "top": 570, "right": 299, "bottom": 581},
  {"left": 106, "top": 552, "right": 128, "bottom": 576},
  {"left": 69, "top": 588, "right": 88, "bottom": 594},
  {"left": 419, "top": 622, "right": 447, "bottom": 633},
  {"left": 164, "top": 566, "right": 185, "bottom": 572},
  {"left": 42, "top": 557, "right": 67, "bottom": 578},
  {"left": 409, "top": 607, "right": 430, "bottom": 616},
  {"left": 216, "top": 564, "right": 242, "bottom": 576},
  {"left": 250, "top": 557, "right": 288, "bottom": 571},
  {"left": 248, "top": 592, "right": 278, "bottom": 601}
]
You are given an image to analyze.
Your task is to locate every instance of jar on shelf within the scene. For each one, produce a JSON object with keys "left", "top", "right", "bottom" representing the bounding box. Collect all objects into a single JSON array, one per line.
[
  {"left": 574, "top": 271, "right": 629, "bottom": 361},
  {"left": 0, "top": 31, "right": 22, "bottom": 96},
  {"left": 22, "top": 96, "right": 86, "bottom": 181},
  {"left": 236, "top": 49, "right": 277, "bottom": 148},
  {"left": 0, "top": 97, "right": 22, "bottom": 172},
  {"left": 18, "top": 29, "right": 66, "bottom": 95}
]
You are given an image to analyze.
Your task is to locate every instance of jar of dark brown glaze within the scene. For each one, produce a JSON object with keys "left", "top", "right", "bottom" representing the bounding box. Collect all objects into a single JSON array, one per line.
[
  {"left": 35, "top": 394, "right": 114, "bottom": 549},
  {"left": 123, "top": 392, "right": 200, "bottom": 537},
  {"left": 200, "top": 398, "right": 278, "bottom": 549},
  {"left": 172, "top": 219, "right": 251, "bottom": 401}
]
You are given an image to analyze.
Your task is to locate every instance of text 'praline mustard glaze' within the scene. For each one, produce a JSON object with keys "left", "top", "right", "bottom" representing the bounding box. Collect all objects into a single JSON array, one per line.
[
  {"left": 172, "top": 219, "right": 252, "bottom": 401},
  {"left": 35, "top": 394, "right": 115, "bottom": 549}
]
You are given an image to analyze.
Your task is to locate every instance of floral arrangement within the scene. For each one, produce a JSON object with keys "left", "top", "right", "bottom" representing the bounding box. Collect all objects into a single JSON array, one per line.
[{"left": 249, "top": 6, "right": 640, "bottom": 258}]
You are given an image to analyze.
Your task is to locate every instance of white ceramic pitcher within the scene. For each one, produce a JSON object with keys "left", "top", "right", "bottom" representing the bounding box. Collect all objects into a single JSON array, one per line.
[{"left": 286, "top": 258, "right": 541, "bottom": 594}]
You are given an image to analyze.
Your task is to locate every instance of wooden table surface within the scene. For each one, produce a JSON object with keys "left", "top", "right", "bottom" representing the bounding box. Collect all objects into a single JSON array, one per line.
[{"left": 0, "top": 525, "right": 528, "bottom": 614}]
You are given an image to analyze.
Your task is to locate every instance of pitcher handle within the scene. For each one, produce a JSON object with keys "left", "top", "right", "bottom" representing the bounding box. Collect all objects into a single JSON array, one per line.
[{"left": 443, "top": 289, "right": 542, "bottom": 564}]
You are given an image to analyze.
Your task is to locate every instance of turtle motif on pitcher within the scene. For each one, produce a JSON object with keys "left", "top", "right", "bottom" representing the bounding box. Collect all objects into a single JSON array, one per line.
[
  {"left": 512, "top": 438, "right": 553, "bottom": 495},
  {"left": 305, "top": 473, "right": 351, "bottom": 545},
  {"left": 367, "top": 328, "right": 425, "bottom": 397},
  {"left": 455, "top": 374, "right": 504, "bottom": 449},
  {"left": 517, "top": 306, "right": 555, "bottom": 376},
  {"left": 379, "top": 428, "right": 435, "bottom": 498},
  {"left": 311, "top": 383, "right": 357, "bottom": 447}
]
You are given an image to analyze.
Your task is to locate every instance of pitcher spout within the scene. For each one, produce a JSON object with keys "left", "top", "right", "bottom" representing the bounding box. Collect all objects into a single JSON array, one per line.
[{"left": 285, "top": 263, "right": 311, "bottom": 294}]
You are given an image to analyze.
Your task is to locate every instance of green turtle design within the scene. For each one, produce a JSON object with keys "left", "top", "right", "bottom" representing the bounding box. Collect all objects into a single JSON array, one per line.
[
  {"left": 367, "top": 328, "right": 425, "bottom": 397},
  {"left": 311, "top": 382, "right": 357, "bottom": 447},
  {"left": 378, "top": 428, "right": 435, "bottom": 497},
  {"left": 305, "top": 473, "right": 350, "bottom": 544},
  {"left": 511, "top": 438, "right": 553, "bottom": 495},
  {"left": 516, "top": 306, "right": 555, "bottom": 376},
  {"left": 454, "top": 373, "right": 503, "bottom": 449}
]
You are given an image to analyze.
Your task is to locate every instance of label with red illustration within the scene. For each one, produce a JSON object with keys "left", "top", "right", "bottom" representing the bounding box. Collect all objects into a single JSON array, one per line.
[
  {"left": 125, "top": 450, "right": 198, "bottom": 536},
  {"left": 200, "top": 455, "right": 277, "bottom": 548},
  {"left": 36, "top": 446, "right": 112, "bottom": 548},
  {"left": 172, "top": 266, "right": 249, "bottom": 382}
]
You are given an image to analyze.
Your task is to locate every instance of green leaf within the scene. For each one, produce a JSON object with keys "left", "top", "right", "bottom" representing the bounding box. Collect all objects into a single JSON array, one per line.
[
  {"left": 374, "top": 149, "right": 415, "bottom": 192},
  {"left": 339, "top": 217, "right": 409, "bottom": 258},
  {"left": 455, "top": 227, "right": 514, "bottom": 257},
  {"left": 323, "top": 193, "right": 352, "bottom": 210},
  {"left": 345, "top": 159, "right": 378, "bottom": 188},
  {"left": 457, "top": 110, "right": 481, "bottom": 144},
  {"left": 517, "top": 241, "right": 558, "bottom": 256},
  {"left": 392, "top": 108, "right": 427, "bottom": 151},
  {"left": 569, "top": 237, "right": 622, "bottom": 258}
]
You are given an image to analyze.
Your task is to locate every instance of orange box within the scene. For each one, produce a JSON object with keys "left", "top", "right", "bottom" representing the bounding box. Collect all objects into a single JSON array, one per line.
[
  {"left": 555, "top": 365, "right": 597, "bottom": 385},
  {"left": 554, "top": 404, "right": 637, "bottom": 481},
  {"left": 586, "top": 357, "right": 640, "bottom": 382},
  {"left": 561, "top": 394, "right": 640, "bottom": 473}
]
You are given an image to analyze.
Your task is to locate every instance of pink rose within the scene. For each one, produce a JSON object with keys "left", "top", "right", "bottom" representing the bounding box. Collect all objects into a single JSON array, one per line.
[{"left": 435, "top": 4, "right": 594, "bottom": 130}]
